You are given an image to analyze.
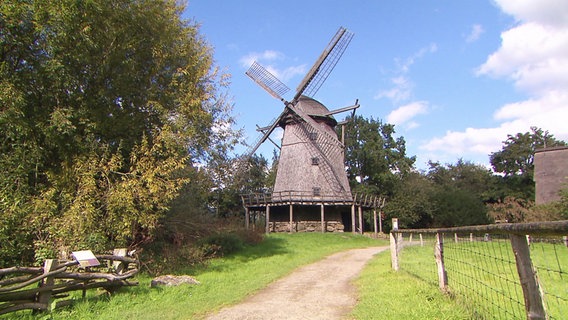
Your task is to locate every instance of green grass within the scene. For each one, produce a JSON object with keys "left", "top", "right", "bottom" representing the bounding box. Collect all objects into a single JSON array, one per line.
[
  {"left": 349, "top": 249, "right": 474, "bottom": 320},
  {"left": 384, "top": 238, "right": 568, "bottom": 320},
  {"left": 2, "top": 233, "right": 385, "bottom": 320}
]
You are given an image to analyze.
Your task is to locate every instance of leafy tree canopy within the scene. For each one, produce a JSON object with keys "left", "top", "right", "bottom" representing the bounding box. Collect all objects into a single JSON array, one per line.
[
  {"left": 342, "top": 115, "right": 415, "bottom": 196},
  {"left": 490, "top": 127, "right": 567, "bottom": 178},
  {"left": 0, "top": 0, "right": 237, "bottom": 265}
]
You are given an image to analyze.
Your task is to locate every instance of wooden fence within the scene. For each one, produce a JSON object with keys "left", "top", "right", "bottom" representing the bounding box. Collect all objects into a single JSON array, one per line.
[
  {"left": 390, "top": 220, "right": 568, "bottom": 320},
  {"left": 0, "top": 249, "right": 139, "bottom": 315}
]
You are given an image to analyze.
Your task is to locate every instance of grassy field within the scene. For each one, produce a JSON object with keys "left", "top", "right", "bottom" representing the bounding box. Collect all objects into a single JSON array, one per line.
[
  {"left": 390, "top": 237, "right": 568, "bottom": 320},
  {"left": 2, "top": 233, "right": 385, "bottom": 320},
  {"left": 8, "top": 233, "right": 559, "bottom": 320},
  {"left": 349, "top": 249, "right": 474, "bottom": 319}
]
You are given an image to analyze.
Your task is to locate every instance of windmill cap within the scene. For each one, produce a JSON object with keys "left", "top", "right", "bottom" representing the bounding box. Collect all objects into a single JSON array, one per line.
[{"left": 293, "top": 95, "right": 338, "bottom": 126}]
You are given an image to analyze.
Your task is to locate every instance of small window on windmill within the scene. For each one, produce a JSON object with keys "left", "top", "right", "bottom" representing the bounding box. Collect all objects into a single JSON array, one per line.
[
  {"left": 308, "top": 132, "right": 318, "bottom": 141},
  {"left": 311, "top": 157, "right": 320, "bottom": 165},
  {"left": 313, "top": 187, "right": 321, "bottom": 197}
]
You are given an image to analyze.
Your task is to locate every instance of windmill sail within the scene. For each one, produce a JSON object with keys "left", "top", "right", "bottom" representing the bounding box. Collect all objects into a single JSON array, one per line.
[
  {"left": 294, "top": 27, "right": 354, "bottom": 101},
  {"left": 245, "top": 109, "right": 286, "bottom": 157},
  {"left": 246, "top": 62, "right": 290, "bottom": 101}
]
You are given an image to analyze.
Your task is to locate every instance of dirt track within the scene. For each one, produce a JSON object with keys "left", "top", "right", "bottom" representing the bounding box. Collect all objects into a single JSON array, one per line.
[{"left": 206, "top": 246, "right": 388, "bottom": 320}]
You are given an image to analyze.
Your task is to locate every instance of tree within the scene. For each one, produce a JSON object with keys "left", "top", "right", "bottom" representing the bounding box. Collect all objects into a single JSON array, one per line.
[
  {"left": 490, "top": 127, "right": 567, "bottom": 201},
  {"left": 427, "top": 159, "right": 500, "bottom": 203},
  {"left": 490, "top": 127, "right": 566, "bottom": 178},
  {"left": 385, "top": 172, "right": 436, "bottom": 228},
  {"left": 207, "top": 154, "right": 270, "bottom": 218},
  {"left": 343, "top": 115, "right": 415, "bottom": 196},
  {"left": 0, "top": 0, "right": 235, "bottom": 265}
]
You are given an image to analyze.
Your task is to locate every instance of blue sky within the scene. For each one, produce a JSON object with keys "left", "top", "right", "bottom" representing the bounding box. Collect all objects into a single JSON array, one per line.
[{"left": 185, "top": 0, "right": 568, "bottom": 170}]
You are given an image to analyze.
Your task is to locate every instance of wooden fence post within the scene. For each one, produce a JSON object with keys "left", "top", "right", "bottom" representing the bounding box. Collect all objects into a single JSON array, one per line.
[
  {"left": 37, "top": 259, "right": 57, "bottom": 311},
  {"left": 420, "top": 233, "right": 424, "bottom": 247},
  {"left": 390, "top": 231, "right": 399, "bottom": 271},
  {"left": 435, "top": 233, "right": 448, "bottom": 292},
  {"left": 510, "top": 234, "right": 547, "bottom": 320},
  {"left": 112, "top": 248, "right": 128, "bottom": 274}
]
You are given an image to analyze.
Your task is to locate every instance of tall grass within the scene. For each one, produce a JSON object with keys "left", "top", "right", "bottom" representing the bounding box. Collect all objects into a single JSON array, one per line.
[{"left": 2, "top": 233, "right": 384, "bottom": 320}]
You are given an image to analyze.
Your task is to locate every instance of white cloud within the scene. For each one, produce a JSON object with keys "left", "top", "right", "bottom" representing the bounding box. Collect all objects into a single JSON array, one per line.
[
  {"left": 495, "top": 0, "right": 568, "bottom": 27},
  {"left": 239, "top": 50, "right": 284, "bottom": 67},
  {"left": 396, "top": 43, "right": 438, "bottom": 73},
  {"left": 386, "top": 101, "right": 429, "bottom": 128},
  {"left": 374, "top": 76, "right": 412, "bottom": 102},
  {"left": 466, "top": 24, "right": 484, "bottom": 43},
  {"left": 240, "top": 50, "right": 306, "bottom": 82},
  {"left": 477, "top": 22, "right": 568, "bottom": 94},
  {"left": 422, "top": 0, "right": 568, "bottom": 162},
  {"left": 375, "top": 44, "right": 437, "bottom": 104}
]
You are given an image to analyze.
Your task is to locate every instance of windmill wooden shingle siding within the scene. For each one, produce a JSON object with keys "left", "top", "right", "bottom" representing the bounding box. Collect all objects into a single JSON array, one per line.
[
  {"left": 273, "top": 96, "right": 352, "bottom": 201},
  {"left": 242, "top": 27, "right": 385, "bottom": 233}
]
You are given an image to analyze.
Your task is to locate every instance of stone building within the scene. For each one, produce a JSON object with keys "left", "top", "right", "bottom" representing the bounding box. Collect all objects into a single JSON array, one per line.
[{"left": 534, "top": 146, "right": 568, "bottom": 204}]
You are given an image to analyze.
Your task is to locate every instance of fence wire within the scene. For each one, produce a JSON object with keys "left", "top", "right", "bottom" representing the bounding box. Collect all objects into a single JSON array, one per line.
[{"left": 395, "top": 231, "right": 568, "bottom": 320}]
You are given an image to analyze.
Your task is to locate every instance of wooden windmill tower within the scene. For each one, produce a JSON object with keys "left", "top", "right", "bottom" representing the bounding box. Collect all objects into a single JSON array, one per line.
[{"left": 242, "top": 27, "right": 378, "bottom": 233}]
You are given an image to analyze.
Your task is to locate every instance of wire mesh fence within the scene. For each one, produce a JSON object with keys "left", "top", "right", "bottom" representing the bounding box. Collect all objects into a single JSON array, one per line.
[{"left": 390, "top": 221, "right": 568, "bottom": 320}]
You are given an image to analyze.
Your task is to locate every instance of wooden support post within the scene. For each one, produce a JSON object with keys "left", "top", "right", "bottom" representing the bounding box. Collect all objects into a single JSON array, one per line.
[
  {"left": 420, "top": 234, "right": 424, "bottom": 246},
  {"left": 409, "top": 233, "right": 413, "bottom": 243},
  {"left": 379, "top": 211, "right": 383, "bottom": 234},
  {"left": 245, "top": 207, "right": 250, "bottom": 230},
  {"left": 454, "top": 233, "right": 459, "bottom": 243},
  {"left": 266, "top": 206, "right": 271, "bottom": 234},
  {"left": 358, "top": 206, "right": 363, "bottom": 235},
  {"left": 112, "top": 248, "right": 127, "bottom": 274},
  {"left": 390, "top": 231, "right": 399, "bottom": 271},
  {"left": 289, "top": 204, "right": 294, "bottom": 233},
  {"left": 373, "top": 209, "right": 378, "bottom": 238},
  {"left": 435, "top": 233, "right": 448, "bottom": 292},
  {"left": 320, "top": 204, "right": 325, "bottom": 233},
  {"left": 510, "top": 234, "right": 547, "bottom": 320},
  {"left": 351, "top": 204, "right": 356, "bottom": 234},
  {"left": 37, "top": 259, "right": 58, "bottom": 311},
  {"left": 470, "top": 233, "right": 474, "bottom": 242}
]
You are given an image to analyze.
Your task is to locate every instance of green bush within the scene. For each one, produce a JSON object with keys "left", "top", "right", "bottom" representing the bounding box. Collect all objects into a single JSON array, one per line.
[{"left": 198, "top": 233, "right": 244, "bottom": 256}]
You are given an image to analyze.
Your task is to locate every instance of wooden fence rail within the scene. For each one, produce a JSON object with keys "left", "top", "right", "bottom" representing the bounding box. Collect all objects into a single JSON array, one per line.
[{"left": 0, "top": 249, "right": 139, "bottom": 315}]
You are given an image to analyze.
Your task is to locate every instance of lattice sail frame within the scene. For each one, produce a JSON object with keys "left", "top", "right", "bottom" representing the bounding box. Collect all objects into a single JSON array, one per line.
[
  {"left": 245, "top": 62, "right": 290, "bottom": 101},
  {"left": 294, "top": 27, "right": 354, "bottom": 100}
]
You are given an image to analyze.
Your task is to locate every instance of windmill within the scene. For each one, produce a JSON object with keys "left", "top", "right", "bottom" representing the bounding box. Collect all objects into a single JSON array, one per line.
[
  {"left": 246, "top": 26, "right": 358, "bottom": 197},
  {"left": 242, "top": 26, "right": 365, "bottom": 233}
]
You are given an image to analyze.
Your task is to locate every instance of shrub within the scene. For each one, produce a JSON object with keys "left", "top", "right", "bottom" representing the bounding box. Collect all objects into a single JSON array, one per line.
[{"left": 198, "top": 233, "right": 244, "bottom": 257}]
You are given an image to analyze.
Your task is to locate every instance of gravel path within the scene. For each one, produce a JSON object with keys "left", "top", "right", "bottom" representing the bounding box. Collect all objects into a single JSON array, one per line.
[{"left": 206, "top": 246, "right": 388, "bottom": 320}]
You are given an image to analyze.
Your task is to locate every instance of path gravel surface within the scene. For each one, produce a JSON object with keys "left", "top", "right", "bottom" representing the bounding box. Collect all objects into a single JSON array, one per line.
[{"left": 206, "top": 246, "right": 388, "bottom": 320}]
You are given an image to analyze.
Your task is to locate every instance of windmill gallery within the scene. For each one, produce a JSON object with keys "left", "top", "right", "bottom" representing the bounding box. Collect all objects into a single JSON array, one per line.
[{"left": 241, "top": 27, "right": 384, "bottom": 234}]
